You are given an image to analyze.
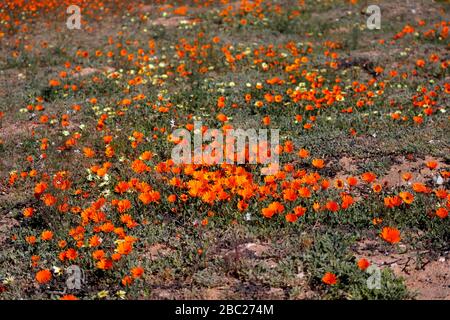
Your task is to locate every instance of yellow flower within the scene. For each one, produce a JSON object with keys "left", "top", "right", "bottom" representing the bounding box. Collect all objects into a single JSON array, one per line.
[
  {"left": 116, "top": 290, "right": 126, "bottom": 299},
  {"left": 97, "top": 290, "right": 109, "bottom": 299}
]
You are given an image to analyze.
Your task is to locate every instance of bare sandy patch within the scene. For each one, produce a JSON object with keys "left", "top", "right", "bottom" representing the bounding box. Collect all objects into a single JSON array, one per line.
[
  {"left": 72, "top": 66, "right": 115, "bottom": 79},
  {"left": 143, "top": 243, "right": 174, "bottom": 261},
  {"left": 355, "top": 239, "right": 450, "bottom": 300},
  {"left": 0, "top": 216, "right": 19, "bottom": 245},
  {"left": 380, "top": 155, "right": 448, "bottom": 188}
]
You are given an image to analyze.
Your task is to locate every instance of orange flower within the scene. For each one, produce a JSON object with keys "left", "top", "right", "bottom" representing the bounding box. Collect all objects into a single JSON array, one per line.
[
  {"left": 413, "top": 116, "right": 423, "bottom": 124},
  {"left": 42, "top": 193, "right": 57, "bottom": 206},
  {"left": 122, "top": 275, "right": 133, "bottom": 286},
  {"left": 237, "top": 200, "right": 248, "bottom": 211},
  {"left": 116, "top": 241, "right": 133, "bottom": 255},
  {"left": 60, "top": 295, "right": 78, "bottom": 300},
  {"left": 434, "top": 189, "right": 448, "bottom": 199},
  {"left": 262, "top": 201, "right": 284, "bottom": 218},
  {"left": 357, "top": 258, "right": 370, "bottom": 271},
  {"left": 283, "top": 141, "right": 294, "bottom": 153},
  {"left": 325, "top": 200, "right": 339, "bottom": 212},
  {"left": 381, "top": 227, "right": 401, "bottom": 244},
  {"left": 285, "top": 213, "right": 298, "bottom": 223},
  {"left": 100, "top": 222, "right": 114, "bottom": 233},
  {"left": 92, "top": 250, "right": 105, "bottom": 260},
  {"left": 347, "top": 176, "right": 358, "bottom": 187},
  {"left": 372, "top": 217, "right": 383, "bottom": 225},
  {"left": 89, "top": 235, "right": 102, "bottom": 247},
  {"left": 334, "top": 179, "right": 344, "bottom": 189},
  {"left": 103, "top": 135, "right": 113, "bottom": 144},
  {"left": 262, "top": 207, "right": 275, "bottom": 218},
  {"left": 36, "top": 269, "right": 52, "bottom": 284},
  {"left": 49, "top": 79, "right": 60, "bottom": 87},
  {"left": 399, "top": 191, "right": 414, "bottom": 204},
  {"left": 216, "top": 113, "right": 228, "bottom": 122},
  {"left": 173, "top": 5, "right": 188, "bottom": 15},
  {"left": 402, "top": 172, "right": 412, "bottom": 181},
  {"left": 341, "top": 194, "right": 354, "bottom": 209},
  {"left": 26, "top": 235, "right": 36, "bottom": 245},
  {"left": 140, "top": 151, "right": 153, "bottom": 161},
  {"left": 384, "top": 195, "right": 402, "bottom": 208},
  {"left": 412, "top": 182, "right": 430, "bottom": 193},
  {"left": 312, "top": 158, "right": 325, "bottom": 169},
  {"left": 283, "top": 188, "right": 297, "bottom": 202},
  {"left": 298, "top": 148, "right": 309, "bottom": 159},
  {"left": 83, "top": 147, "right": 95, "bottom": 158},
  {"left": 372, "top": 183, "right": 382, "bottom": 193},
  {"left": 435, "top": 207, "right": 448, "bottom": 219},
  {"left": 96, "top": 258, "right": 113, "bottom": 270},
  {"left": 322, "top": 272, "right": 337, "bottom": 285},
  {"left": 167, "top": 194, "right": 177, "bottom": 203},
  {"left": 65, "top": 248, "right": 78, "bottom": 260},
  {"left": 139, "top": 191, "right": 161, "bottom": 204},
  {"left": 31, "top": 255, "right": 40, "bottom": 267},
  {"left": 131, "top": 266, "right": 144, "bottom": 279},
  {"left": 425, "top": 161, "right": 438, "bottom": 170},
  {"left": 23, "top": 207, "right": 34, "bottom": 218},
  {"left": 298, "top": 187, "right": 311, "bottom": 198},
  {"left": 131, "top": 159, "right": 150, "bottom": 173},
  {"left": 112, "top": 253, "right": 122, "bottom": 261},
  {"left": 105, "top": 146, "right": 115, "bottom": 158},
  {"left": 115, "top": 181, "right": 130, "bottom": 194},
  {"left": 34, "top": 182, "right": 47, "bottom": 196},
  {"left": 116, "top": 199, "right": 131, "bottom": 213},
  {"left": 293, "top": 206, "right": 307, "bottom": 217},
  {"left": 416, "top": 59, "right": 425, "bottom": 68},
  {"left": 313, "top": 202, "right": 321, "bottom": 212},
  {"left": 41, "top": 230, "right": 53, "bottom": 241},
  {"left": 361, "top": 172, "right": 376, "bottom": 183}
]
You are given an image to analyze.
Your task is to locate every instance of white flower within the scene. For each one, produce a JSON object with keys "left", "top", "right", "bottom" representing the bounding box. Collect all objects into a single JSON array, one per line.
[{"left": 433, "top": 175, "right": 444, "bottom": 185}]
